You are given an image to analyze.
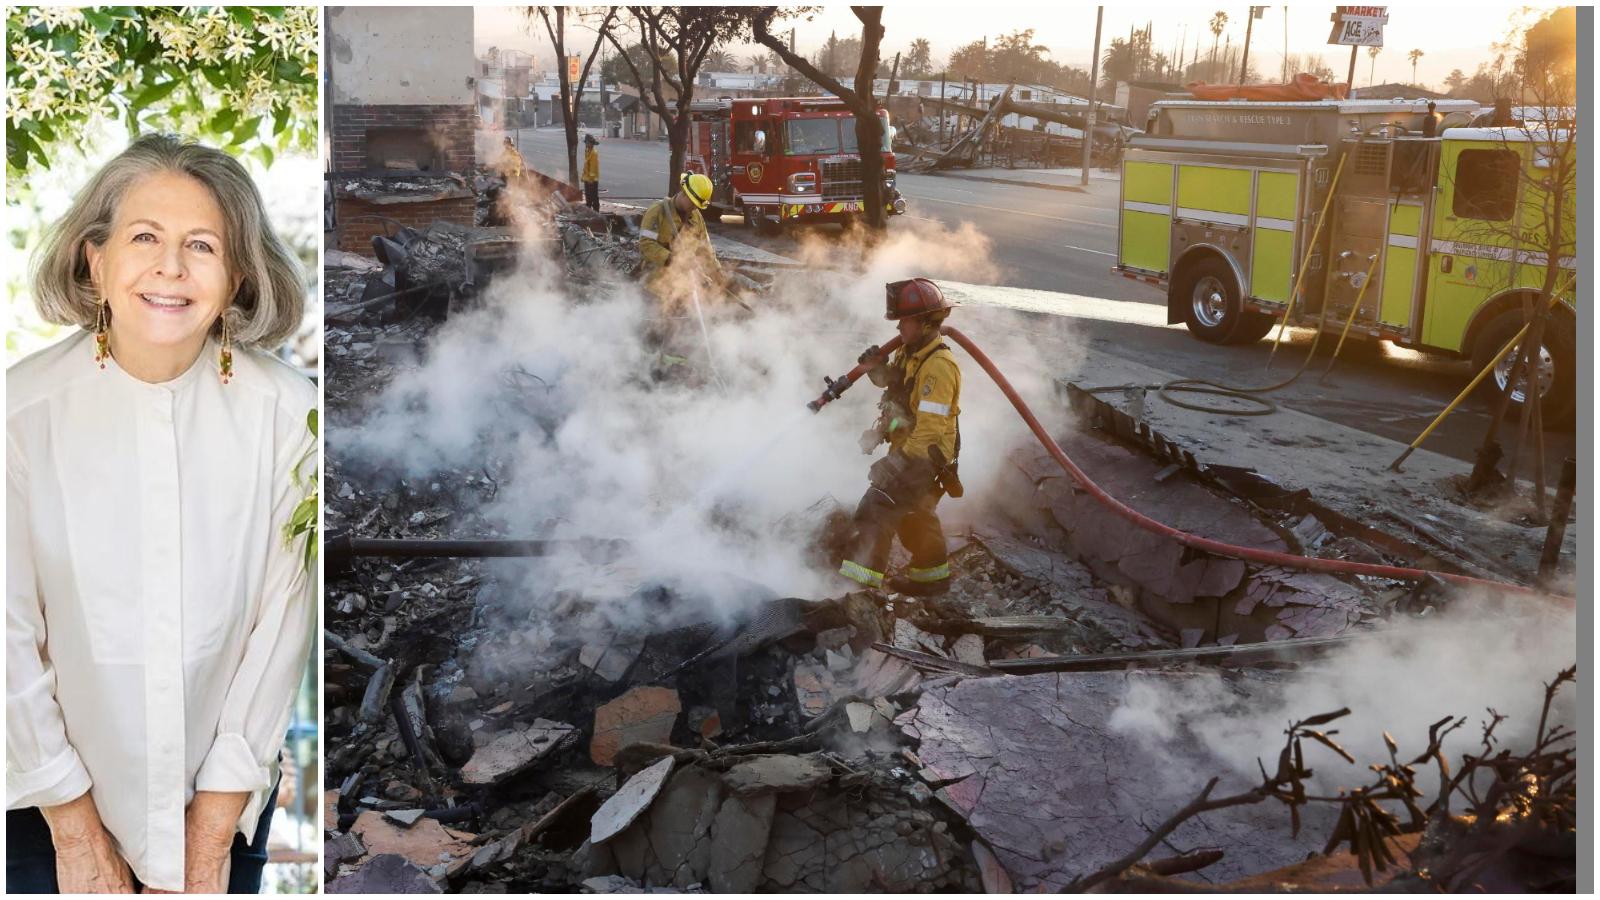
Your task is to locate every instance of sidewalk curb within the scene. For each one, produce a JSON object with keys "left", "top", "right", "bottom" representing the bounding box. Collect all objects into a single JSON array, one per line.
[{"left": 921, "top": 170, "right": 1099, "bottom": 193}]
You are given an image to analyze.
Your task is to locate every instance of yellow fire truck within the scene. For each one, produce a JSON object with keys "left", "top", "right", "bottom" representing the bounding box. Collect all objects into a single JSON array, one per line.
[{"left": 1115, "top": 99, "right": 1577, "bottom": 423}]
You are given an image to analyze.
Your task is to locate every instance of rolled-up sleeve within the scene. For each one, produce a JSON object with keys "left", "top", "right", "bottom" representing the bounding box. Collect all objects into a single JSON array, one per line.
[
  {"left": 192, "top": 402, "right": 316, "bottom": 835},
  {"left": 7, "top": 431, "right": 93, "bottom": 810}
]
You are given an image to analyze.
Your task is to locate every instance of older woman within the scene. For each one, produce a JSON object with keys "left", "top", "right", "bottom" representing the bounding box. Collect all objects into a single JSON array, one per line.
[{"left": 7, "top": 134, "right": 317, "bottom": 893}]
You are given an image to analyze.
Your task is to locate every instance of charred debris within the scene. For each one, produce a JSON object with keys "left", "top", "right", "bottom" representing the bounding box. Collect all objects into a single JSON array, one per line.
[{"left": 322, "top": 167, "right": 1576, "bottom": 894}]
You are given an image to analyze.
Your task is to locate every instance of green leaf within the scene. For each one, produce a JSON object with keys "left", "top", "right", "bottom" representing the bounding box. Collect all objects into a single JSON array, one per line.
[
  {"left": 209, "top": 108, "right": 238, "bottom": 133},
  {"left": 253, "top": 143, "right": 275, "bottom": 168},
  {"left": 306, "top": 408, "right": 318, "bottom": 437},
  {"left": 131, "top": 78, "right": 181, "bottom": 110},
  {"left": 234, "top": 115, "right": 263, "bottom": 142},
  {"left": 81, "top": 8, "right": 115, "bottom": 34},
  {"left": 228, "top": 7, "right": 255, "bottom": 27}
]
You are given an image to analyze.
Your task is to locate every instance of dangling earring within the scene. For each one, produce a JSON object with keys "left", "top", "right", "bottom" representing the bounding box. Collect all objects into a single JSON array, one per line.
[
  {"left": 219, "top": 313, "right": 234, "bottom": 385},
  {"left": 93, "top": 297, "right": 110, "bottom": 369}
]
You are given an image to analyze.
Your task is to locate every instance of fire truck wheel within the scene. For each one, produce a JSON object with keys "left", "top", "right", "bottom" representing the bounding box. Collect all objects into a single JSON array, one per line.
[
  {"left": 743, "top": 205, "right": 782, "bottom": 236},
  {"left": 1177, "top": 256, "right": 1249, "bottom": 345},
  {"left": 1473, "top": 308, "right": 1576, "bottom": 428}
]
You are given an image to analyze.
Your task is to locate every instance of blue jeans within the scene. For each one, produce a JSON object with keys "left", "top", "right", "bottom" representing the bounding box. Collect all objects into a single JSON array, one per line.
[{"left": 6, "top": 781, "right": 278, "bottom": 894}]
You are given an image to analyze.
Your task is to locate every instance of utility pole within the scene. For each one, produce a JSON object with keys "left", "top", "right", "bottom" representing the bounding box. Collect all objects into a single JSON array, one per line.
[
  {"left": 1239, "top": 6, "right": 1258, "bottom": 85},
  {"left": 1345, "top": 44, "right": 1358, "bottom": 95},
  {"left": 1082, "top": 5, "right": 1103, "bottom": 186},
  {"left": 939, "top": 71, "right": 946, "bottom": 145},
  {"left": 1282, "top": 6, "right": 1289, "bottom": 82}
]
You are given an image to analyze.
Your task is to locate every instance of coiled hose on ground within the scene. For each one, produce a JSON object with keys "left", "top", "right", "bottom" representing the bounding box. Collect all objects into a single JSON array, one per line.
[{"left": 809, "top": 327, "right": 1571, "bottom": 606}]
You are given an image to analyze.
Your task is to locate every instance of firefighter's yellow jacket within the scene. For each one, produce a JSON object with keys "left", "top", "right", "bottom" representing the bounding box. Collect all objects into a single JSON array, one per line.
[
  {"left": 582, "top": 147, "right": 599, "bottom": 183},
  {"left": 638, "top": 198, "right": 722, "bottom": 290},
  {"left": 499, "top": 144, "right": 525, "bottom": 179},
  {"left": 886, "top": 338, "right": 961, "bottom": 465}
]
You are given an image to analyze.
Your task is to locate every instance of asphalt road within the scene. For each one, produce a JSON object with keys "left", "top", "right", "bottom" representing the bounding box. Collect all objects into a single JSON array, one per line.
[{"left": 500, "top": 127, "right": 1574, "bottom": 475}]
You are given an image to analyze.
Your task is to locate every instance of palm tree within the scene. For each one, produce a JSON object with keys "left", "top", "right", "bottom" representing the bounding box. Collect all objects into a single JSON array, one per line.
[
  {"left": 704, "top": 48, "right": 737, "bottom": 73},
  {"left": 1408, "top": 48, "right": 1424, "bottom": 85},
  {"left": 1208, "top": 11, "right": 1228, "bottom": 81},
  {"left": 1367, "top": 45, "right": 1380, "bottom": 86}
]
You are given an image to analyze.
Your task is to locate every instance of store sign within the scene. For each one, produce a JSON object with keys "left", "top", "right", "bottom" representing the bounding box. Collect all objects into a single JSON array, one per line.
[
  {"left": 1328, "top": 6, "right": 1387, "bottom": 46},
  {"left": 568, "top": 55, "right": 581, "bottom": 82}
]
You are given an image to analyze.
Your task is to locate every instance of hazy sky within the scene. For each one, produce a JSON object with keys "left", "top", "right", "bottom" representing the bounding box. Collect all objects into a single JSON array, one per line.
[{"left": 475, "top": 4, "right": 1549, "bottom": 89}]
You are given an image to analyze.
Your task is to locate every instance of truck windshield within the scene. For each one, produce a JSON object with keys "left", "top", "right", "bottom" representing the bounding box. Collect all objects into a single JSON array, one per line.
[
  {"left": 786, "top": 113, "right": 893, "bottom": 155},
  {"left": 841, "top": 112, "right": 894, "bottom": 153},
  {"left": 786, "top": 118, "right": 845, "bottom": 155}
]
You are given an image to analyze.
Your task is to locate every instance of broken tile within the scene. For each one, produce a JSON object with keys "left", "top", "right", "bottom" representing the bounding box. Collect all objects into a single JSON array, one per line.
[
  {"left": 578, "top": 634, "right": 646, "bottom": 683},
  {"left": 384, "top": 808, "right": 427, "bottom": 827},
  {"left": 951, "top": 634, "right": 987, "bottom": 667},
  {"left": 590, "top": 686, "right": 682, "bottom": 766},
  {"left": 324, "top": 789, "right": 340, "bottom": 832},
  {"left": 461, "top": 719, "right": 576, "bottom": 785},
  {"left": 892, "top": 619, "right": 947, "bottom": 656},
  {"left": 845, "top": 702, "right": 877, "bottom": 733},
  {"left": 721, "top": 754, "right": 831, "bottom": 796},
  {"left": 591, "top": 755, "right": 675, "bottom": 845},
  {"left": 707, "top": 793, "right": 776, "bottom": 892},
  {"left": 850, "top": 647, "right": 921, "bottom": 698},
  {"left": 350, "top": 810, "right": 477, "bottom": 870},
  {"left": 792, "top": 661, "right": 836, "bottom": 717},
  {"left": 327, "top": 853, "right": 442, "bottom": 894}
]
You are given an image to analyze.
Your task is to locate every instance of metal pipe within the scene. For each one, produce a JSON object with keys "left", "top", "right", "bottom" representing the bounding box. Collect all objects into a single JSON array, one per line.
[{"left": 325, "top": 533, "right": 629, "bottom": 564}]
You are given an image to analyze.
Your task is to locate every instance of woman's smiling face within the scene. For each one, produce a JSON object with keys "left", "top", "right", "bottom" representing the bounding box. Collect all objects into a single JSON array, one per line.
[{"left": 86, "top": 171, "right": 240, "bottom": 360}]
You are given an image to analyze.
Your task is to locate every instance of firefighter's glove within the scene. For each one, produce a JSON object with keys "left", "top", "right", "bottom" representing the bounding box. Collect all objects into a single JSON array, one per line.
[
  {"left": 930, "top": 446, "right": 964, "bottom": 499},
  {"left": 857, "top": 344, "right": 884, "bottom": 365}
]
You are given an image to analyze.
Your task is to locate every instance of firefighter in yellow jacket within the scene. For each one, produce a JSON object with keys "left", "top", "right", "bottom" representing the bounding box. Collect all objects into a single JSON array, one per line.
[
  {"left": 638, "top": 171, "right": 723, "bottom": 305},
  {"left": 581, "top": 134, "right": 601, "bottom": 211},
  {"left": 840, "top": 278, "right": 963, "bottom": 596}
]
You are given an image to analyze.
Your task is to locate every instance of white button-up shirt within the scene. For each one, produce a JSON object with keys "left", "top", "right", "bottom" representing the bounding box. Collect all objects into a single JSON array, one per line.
[{"left": 7, "top": 331, "right": 317, "bottom": 891}]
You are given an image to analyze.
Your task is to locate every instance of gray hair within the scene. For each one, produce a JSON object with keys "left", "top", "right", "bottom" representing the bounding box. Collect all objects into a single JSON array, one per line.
[{"left": 31, "top": 133, "right": 304, "bottom": 348}]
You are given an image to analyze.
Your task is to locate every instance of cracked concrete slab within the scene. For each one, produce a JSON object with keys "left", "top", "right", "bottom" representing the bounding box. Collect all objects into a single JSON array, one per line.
[
  {"left": 707, "top": 794, "right": 777, "bottom": 892},
  {"left": 349, "top": 811, "right": 479, "bottom": 871},
  {"left": 903, "top": 671, "right": 1336, "bottom": 891}
]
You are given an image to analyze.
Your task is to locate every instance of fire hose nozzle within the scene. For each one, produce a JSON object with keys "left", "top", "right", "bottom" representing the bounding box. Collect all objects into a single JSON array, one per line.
[{"left": 807, "top": 374, "right": 851, "bottom": 412}]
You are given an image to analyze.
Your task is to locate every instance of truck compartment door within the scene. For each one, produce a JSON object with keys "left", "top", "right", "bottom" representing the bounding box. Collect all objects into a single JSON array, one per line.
[
  {"left": 1250, "top": 170, "right": 1299, "bottom": 303},
  {"left": 1380, "top": 202, "right": 1422, "bottom": 330},
  {"left": 1120, "top": 160, "right": 1173, "bottom": 275}
]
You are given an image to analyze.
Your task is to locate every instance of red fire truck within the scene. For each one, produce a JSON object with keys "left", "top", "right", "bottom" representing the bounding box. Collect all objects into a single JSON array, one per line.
[{"left": 684, "top": 96, "right": 906, "bottom": 234}]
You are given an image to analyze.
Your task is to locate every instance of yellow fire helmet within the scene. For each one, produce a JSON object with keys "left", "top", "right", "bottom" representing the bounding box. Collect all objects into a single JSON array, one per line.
[{"left": 680, "top": 171, "right": 713, "bottom": 209}]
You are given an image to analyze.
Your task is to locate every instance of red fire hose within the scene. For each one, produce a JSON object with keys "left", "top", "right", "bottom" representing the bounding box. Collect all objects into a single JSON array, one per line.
[{"left": 810, "top": 327, "right": 1572, "bottom": 607}]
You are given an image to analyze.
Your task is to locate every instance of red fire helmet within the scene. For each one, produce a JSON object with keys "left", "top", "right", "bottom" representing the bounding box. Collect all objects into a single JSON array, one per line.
[{"left": 884, "top": 278, "right": 956, "bottom": 320}]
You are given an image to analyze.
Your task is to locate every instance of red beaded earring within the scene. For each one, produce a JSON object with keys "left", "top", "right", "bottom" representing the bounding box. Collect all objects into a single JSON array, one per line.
[{"left": 93, "top": 297, "right": 110, "bottom": 369}]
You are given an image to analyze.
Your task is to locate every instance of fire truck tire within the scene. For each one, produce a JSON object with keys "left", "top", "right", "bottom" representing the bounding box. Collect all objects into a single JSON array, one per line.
[
  {"left": 1177, "top": 256, "right": 1251, "bottom": 345},
  {"left": 1472, "top": 308, "right": 1576, "bottom": 428}
]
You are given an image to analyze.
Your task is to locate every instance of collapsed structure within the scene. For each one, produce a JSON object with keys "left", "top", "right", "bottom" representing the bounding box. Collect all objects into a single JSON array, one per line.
[{"left": 321, "top": 161, "right": 1577, "bottom": 894}]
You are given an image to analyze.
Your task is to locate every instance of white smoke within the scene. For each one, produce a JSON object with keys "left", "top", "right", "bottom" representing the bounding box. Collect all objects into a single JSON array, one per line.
[
  {"left": 1108, "top": 592, "right": 1578, "bottom": 799},
  {"left": 331, "top": 215, "right": 1066, "bottom": 629}
]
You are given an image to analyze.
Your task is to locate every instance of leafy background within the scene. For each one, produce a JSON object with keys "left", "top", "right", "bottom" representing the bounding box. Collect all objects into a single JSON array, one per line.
[
  {"left": 6, "top": 5, "right": 321, "bottom": 367},
  {"left": 5, "top": 7, "right": 322, "bottom": 893}
]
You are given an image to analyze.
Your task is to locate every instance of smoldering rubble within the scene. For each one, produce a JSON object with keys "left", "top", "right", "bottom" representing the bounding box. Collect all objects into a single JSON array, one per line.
[{"left": 321, "top": 170, "right": 1578, "bottom": 894}]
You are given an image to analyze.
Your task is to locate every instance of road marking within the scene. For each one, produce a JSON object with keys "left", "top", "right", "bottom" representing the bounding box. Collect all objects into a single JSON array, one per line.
[
  {"left": 1063, "top": 244, "right": 1115, "bottom": 257},
  {"left": 901, "top": 194, "right": 1116, "bottom": 227}
]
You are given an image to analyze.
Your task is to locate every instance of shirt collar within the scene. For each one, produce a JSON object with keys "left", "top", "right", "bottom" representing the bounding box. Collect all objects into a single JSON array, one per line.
[{"left": 104, "top": 335, "right": 214, "bottom": 393}]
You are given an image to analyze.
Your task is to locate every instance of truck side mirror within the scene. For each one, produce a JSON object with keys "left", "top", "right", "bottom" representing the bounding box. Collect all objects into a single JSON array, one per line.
[{"left": 753, "top": 130, "right": 767, "bottom": 154}]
